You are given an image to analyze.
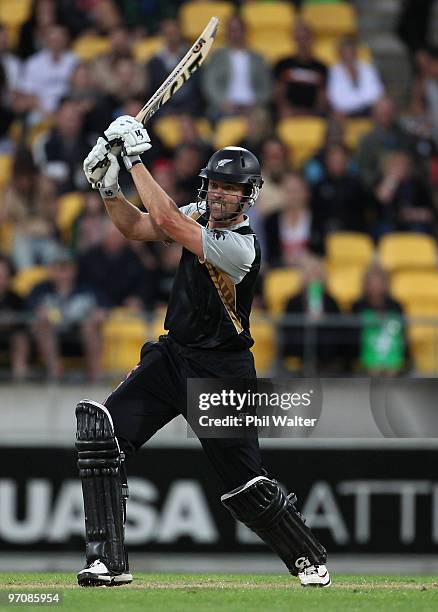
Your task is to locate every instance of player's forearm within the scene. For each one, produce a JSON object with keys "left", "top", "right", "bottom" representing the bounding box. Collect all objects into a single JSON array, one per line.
[
  {"left": 103, "top": 191, "right": 145, "bottom": 239},
  {"left": 130, "top": 163, "right": 179, "bottom": 225}
]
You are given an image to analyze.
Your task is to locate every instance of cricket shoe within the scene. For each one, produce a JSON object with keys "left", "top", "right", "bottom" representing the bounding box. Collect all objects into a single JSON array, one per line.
[
  {"left": 77, "top": 559, "right": 133, "bottom": 587},
  {"left": 298, "top": 564, "right": 331, "bottom": 587}
]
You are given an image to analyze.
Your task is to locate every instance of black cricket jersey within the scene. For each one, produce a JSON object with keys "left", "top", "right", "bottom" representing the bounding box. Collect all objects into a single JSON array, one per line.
[{"left": 164, "top": 203, "right": 261, "bottom": 351}]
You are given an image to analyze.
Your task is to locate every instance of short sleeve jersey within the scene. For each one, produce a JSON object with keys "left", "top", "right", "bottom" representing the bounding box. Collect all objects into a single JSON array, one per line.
[{"left": 164, "top": 204, "right": 261, "bottom": 350}]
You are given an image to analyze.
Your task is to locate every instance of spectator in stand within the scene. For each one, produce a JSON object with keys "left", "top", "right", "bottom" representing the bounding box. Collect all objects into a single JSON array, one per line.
[
  {"left": 256, "top": 137, "right": 292, "bottom": 218},
  {"left": 18, "top": 24, "right": 78, "bottom": 117},
  {"left": 0, "top": 255, "right": 30, "bottom": 380},
  {"left": 264, "top": 173, "right": 312, "bottom": 267},
  {"left": 246, "top": 137, "right": 291, "bottom": 257},
  {"left": 273, "top": 21, "right": 327, "bottom": 118},
  {"left": 411, "top": 46, "right": 438, "bottom": 143},
  {"left": 0, "top": 25, "right": 21, "bottom": 102},
  {"left": 355, "top": 96, "right": 414, "bottom": 189},
  {"left": 280, "top": 256, "right": 342, "bottom": 374},
  {"left": 173, "top": 114, "right": 213, "bottom": 161},
  {"left": 28, "top": 249, "right": 106, "bottom": 381},
  {"left": 16, "top": 0, "right": 62, "bottom": 60},
  {"left": 0, "top": 65, "right": 16, "bottom": 153},
  {"left": 238, "top": 106, "right": 274, "bottom": 161},
  {"left": 33, "top": 97, "right": 91, "bottom": 193},
  {"left": 373, "top": 151, "right": 436, "bottom": 237},
  {"left": 142, "top": 242, "right": 182, "bottom": 311},
  {"left": 68, "top": 62, "right": 114, "bottom": 139},
  {"left": 352, "top": 263, "right": 408, "bottom": 376},
  {"left": 173, "top": 144, "right": 206, "bottom": 203},
  {"left": 303, "top": 120, "right": 347, "bottom": 185},
  {"left": 0, "top": 151, "right": 61, "bottom": 270},
  {"left": 327, "top": 37, "right": 384, "bottom": 118},
  {"left": 91, "top": 26, "right": 136, "bottom": 96},
  {"left": 70, "top": 191, "right": 107, "bottom": 255},
  {"left": 106, "top": 56, "right": 148, "bottom": 112},
  {"left": 310, "top": 144, "right": 371, "bottom": 255},
  {"left": 151, "top": 159, "right": 179, "bottom": 202},
  {"left": 396, "top": 0, "right": 435, "bottom": 68},
  {"left": 202, "top": 14, "right": 271, "bottom": 121},
  {"left": 87, "top": 0, "right": 123, "bottom": 34},
  {"left": 148, "top": 18, "right": 203, "bottom": 117},
  {"left": 77, "top": 220, "right": 149, "bottom": 308}
]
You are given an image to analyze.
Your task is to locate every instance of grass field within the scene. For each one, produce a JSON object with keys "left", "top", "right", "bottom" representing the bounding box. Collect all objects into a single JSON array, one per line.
[{"left": 1, "top": 573, "right": 438, "bottom": 611}]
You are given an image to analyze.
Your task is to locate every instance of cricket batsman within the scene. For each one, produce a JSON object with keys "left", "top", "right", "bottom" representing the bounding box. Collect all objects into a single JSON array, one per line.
[{"left": 75, "top": 115, "right": 331, "bottom": 588}]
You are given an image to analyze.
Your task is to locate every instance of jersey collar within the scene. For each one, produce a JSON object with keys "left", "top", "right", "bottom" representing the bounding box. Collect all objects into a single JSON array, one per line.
[{"left": 208, "top": 215, "right": 250, "bottom": 231}]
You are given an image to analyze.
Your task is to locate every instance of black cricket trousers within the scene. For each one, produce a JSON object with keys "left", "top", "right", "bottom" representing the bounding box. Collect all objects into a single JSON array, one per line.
[{"left": 104, "top": 335, "right": 264, "bottom": 491}]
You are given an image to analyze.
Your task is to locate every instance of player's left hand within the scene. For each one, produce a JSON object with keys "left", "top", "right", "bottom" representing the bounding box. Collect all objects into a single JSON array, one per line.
[
  {"left": 104, "top": 115, "right": 152, "bottom": 156},
  {"left": 83, "top": 136, "right": 111, "bottom": 185}
]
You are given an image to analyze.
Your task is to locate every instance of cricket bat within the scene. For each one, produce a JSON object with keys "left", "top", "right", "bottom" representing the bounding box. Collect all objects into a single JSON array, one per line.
[{"left": 90, "top": 16, "right": 220, "bottom": 182}]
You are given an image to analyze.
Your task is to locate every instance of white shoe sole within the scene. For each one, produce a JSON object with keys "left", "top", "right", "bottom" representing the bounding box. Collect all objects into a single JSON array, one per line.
[
  {"left": 77, "top": 572, "right": 133, "bottom": 587},
  {"left": 300, "top": 577, "right": 331, "bottom": 588}
]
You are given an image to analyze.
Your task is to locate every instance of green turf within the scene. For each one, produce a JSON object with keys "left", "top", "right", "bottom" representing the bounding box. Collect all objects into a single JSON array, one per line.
[{"left": 1, "top": 573, "right": 438, "bottom": 611}]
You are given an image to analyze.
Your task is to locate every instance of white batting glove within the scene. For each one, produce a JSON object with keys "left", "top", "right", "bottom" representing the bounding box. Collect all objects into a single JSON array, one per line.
[
  {"left": 104, "top": 115, "right": 152, "bottom": 156},
  {"left": 97, "top": 153, "right": 120, "bottom": 199},
  {"left": 84, "top": 140, "right": 120, "bottom": 197},
  {"left": 83, "top": 137, "right": 112, "bottom": 185}
]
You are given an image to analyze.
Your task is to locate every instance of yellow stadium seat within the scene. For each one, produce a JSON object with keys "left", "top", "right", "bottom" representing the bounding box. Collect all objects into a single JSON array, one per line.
[
  {"left": 73, "top": 36, "right": 110, "bottom": 61},
  {"left": 11, "top": 266, "right": 50, "bottom": 297},
  {"left": 154, "top": 115, "right": 212, "bottom": 149},
  {"left": 0, "top": 155, "right": 12, "bottom": 188},
  {"left": 0, "top": 222, "right": 13, "bottom": 255},
  {"left": 344, "top": 118, "right": 373, "bottom": 150},
  {"left": 327, "top": 265, "right": 364, "bottom": 311},
  {"left": 301, "top": 2, "right": 357, "bottom": 37},
  {"left": 8, "top": 120, "right": 22, "bottom": 142},
  {"left": 242, "top": 2, "right": 296, "bottom": 36},
  {"left": 5, "top": 25, "right": 20, "bottom": 50},
  {"left": 391, "top": 271, "right": 438, "bottom": 307},
  {"left": 0, "top": 0, "right": 32, "bottom": 27},
  {"left": 149, "top": 309, "right": 167, "bottom": 340},
  {"left": 27, "top": 117, "right": 55, "bottom": 147},
  {"left": 133, "top": 36, "right": 163, "bottom": 63},
  {"left": 250, "top": 312, "right": 276, "bottom": 374},
  {"left": 264, "top": 268, "right": 302, "bottom": 315},
  {"left": 242, "top": 2, "right": 295, "bottom": 32},
  {"left": 179, "top": 1, "right": 235, "bottom": 44},
  {"left": 213, "top": 116, "right": 247, "bottom": 149},
  {"left": 277, "top": 117, "right": 326, "bottom": 168},
  {"left": 57, "top": 192, "right": 85, "bottom": 239},
  {"left": 403, "top": 301, "right": 438, "bottom": 374},
  {"left": 378, "top": 233, "right": 437, "bottom": 273},
  {"left": 248, "top": 33, "right": 295, "bottom": 65},
  {"left": 313, "top": 38, "right": 372, "bottom": 66},
  {"left": 326, "top": 232, "right": 374, "bottom": 268},
  {"left": 103, "top": 309, "right": 149, "bottom": 372}
]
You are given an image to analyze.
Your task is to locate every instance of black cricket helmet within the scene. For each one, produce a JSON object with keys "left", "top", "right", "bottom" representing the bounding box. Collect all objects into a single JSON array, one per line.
[{"left": 197, "top": 146, "right": 264, "bottom": 221}]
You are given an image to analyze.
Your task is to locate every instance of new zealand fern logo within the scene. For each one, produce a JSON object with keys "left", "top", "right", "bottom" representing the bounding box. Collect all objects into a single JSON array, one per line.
[{"left": 216, "top": 159, "right": 233, "bottom": 168}]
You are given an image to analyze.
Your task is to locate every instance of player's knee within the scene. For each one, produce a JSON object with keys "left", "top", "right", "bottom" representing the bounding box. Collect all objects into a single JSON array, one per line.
[
  {"left": 75, "top": 398, "right": 136, "bottom": 458},
  {"left": 76, "top": 399, "right": 116, "bottom": 441}
]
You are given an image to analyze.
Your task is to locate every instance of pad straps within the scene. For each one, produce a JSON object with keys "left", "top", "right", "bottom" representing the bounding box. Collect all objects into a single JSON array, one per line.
[
  {"left": 76, "top": 400, "right": 128, "bottom": 574},
  {"left": 221, "top": 476, "right": 326, "bottom": 576}
]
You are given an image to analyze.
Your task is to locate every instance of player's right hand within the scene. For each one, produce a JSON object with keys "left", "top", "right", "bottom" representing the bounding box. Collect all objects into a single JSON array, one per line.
[{"left": 104, "top": 115, "right": 152, "bottom": 157}]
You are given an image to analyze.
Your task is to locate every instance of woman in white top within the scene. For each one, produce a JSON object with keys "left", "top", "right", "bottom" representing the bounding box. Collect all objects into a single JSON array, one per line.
[{"left": 328, "top": 37, "right": 384, "bottom": 117}]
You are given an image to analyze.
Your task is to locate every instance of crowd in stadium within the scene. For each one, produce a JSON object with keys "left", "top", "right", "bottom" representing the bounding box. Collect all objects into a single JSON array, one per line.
[{"left": 1, "top": 0, "right": 438, "bottom": 381}]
